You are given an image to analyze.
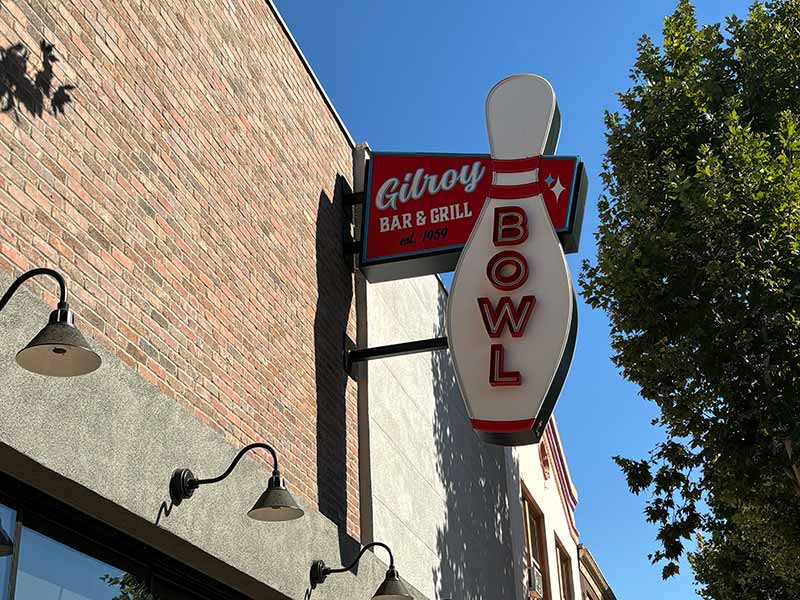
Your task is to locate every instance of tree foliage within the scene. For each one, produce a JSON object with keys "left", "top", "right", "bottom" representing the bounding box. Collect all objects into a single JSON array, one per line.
[
  {"left": 580, "top": 1, "right": 800, "bottom": 597},
  {"left": 101, "top": 573, "right": 157, "bottom": 600}
]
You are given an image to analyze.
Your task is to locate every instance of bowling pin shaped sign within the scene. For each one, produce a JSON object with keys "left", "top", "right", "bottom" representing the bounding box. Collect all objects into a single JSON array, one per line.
[{"left": 447, "top": 74, "right": 578, "bottom": 446}]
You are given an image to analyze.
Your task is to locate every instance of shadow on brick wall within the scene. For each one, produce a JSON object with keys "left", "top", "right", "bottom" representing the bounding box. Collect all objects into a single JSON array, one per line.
[
  {"left": 314, "top": 175, "right": 357, "bottom": 552},
  {"left": 0, "top": 39, "right": 75, "bottom": 120},
  {"left": 431, "top": 288, "right": 518, "bottom": 599}
]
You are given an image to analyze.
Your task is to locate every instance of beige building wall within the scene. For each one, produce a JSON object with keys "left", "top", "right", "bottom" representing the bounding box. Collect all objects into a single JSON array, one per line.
[
  {"left": 366, "top": 274, "right": 518, "bottom": 600},
  {"left": 511, "top": 421, "right": 582, "bottom": 600}
]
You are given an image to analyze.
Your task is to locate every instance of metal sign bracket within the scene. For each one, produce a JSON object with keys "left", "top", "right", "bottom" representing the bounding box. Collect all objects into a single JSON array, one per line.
[{"left": 344, "top": 336, "right": 449, "bottom": 374}]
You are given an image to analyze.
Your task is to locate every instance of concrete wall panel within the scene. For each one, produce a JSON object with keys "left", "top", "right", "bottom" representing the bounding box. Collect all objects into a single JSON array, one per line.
[{"left": 367, "top": 275, "right": 518, "bottom": 600}]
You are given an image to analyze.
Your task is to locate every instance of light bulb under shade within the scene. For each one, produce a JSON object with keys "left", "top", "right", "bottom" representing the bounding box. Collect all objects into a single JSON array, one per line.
[
  {"left": 0, "top": 524, "right": 13, "bottom": 557},
  {"left": 372, "top": 568, "right": 413, "bottom": 600},
  {"left": 247, "top": 475, "right": 304, "bottom": 522},
  {"left": 15, "top": 315, "right": 101, "bottom": 377}
]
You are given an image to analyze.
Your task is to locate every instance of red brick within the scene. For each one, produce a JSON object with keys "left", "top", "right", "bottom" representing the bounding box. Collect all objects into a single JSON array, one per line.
[{"left": 0, "top": 0, "right": 359, "bottom": 537}]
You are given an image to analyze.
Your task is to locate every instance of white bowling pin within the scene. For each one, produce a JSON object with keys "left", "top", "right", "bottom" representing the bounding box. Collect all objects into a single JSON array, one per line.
[{"left": 446, "top": 74, "right": 576, "bottom": 446}]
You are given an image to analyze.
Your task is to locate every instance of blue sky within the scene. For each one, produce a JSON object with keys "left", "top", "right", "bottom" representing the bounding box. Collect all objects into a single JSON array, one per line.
[{"left": 273, "top": 1, "right": 752, "bottom": 598}]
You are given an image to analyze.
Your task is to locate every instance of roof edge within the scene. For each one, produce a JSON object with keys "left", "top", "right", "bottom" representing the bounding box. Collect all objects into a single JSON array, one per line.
[
  {"left": 263, "top": 0, "right": 356, "bottom": 149},
  {"left": 578, "top": 545, "right": 618, "bottom": 600}
]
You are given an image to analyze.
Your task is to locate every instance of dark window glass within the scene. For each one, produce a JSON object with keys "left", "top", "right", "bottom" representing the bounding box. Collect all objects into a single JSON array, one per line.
[
  {"left": 556, "top": 542, "right": 573, "bottom": 600},
  {"left": 0, "top": 504, "right": 15, "bottom": 600},
  {"left": 526, "top": 501, "right": 541, "bottom": 565},
  {"left": 13, "top": 527, "right": 147, "bottom": 600},
  {"left": 522, "top": 493, "right": 548, "bottom": 599}
]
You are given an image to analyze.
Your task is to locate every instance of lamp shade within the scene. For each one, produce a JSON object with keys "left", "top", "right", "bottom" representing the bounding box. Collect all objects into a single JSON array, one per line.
[
  {"left": 15, "top": 309, "right": 101, "bottom": 377},
  {"left": 372, "top": 568, "right": 413, "bottom": 600},
  {"left": 0, "top": 523, "right": 13, "bottom": 557},
  {"left": 247, "top": 474, "right": 304, "bottom": 522}
]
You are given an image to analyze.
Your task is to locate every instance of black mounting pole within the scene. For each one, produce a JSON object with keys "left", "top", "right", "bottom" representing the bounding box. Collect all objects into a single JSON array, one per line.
[
  {"left": 344, "top": 191, "right": 364, "bottom": 207},
  {"left": 343, "top": 240, "right": 361, "bottom": 256},
  {"left": 345, "top": 336, "right": 448, "bottom": 373}
]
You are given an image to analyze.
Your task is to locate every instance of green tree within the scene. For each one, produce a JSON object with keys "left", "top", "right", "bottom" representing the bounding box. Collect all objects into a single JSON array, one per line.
[
  {"left": 580, "top": 1, "right": 800, "bottom": 598},
  {"left": 101, "top": 573, "right": 157, "bottom": 600}
]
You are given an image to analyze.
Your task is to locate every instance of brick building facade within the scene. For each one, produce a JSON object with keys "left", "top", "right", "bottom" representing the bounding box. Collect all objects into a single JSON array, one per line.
[{"left": 0, "top": 0, "right": 359, "bottom": 534}]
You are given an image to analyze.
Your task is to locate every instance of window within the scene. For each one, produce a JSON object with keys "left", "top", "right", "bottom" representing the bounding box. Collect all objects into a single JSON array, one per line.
[
  {"left": 14, "top": 526, "right": 135, "bottom": 600},
  {"left": 1, "top": 504, "right": 150, "bottom": 600},
  {"left": 0, "top": 504, "right": 15, "bottom": 600},
  {"left": 522, "top": 486, "right": 548, "bottom": 599},
  {"left": 0, "top": 474, "right": 247, "bottom": 600},
  {"left": 555, "top": 539, "right": 574, "bottom": 600}
]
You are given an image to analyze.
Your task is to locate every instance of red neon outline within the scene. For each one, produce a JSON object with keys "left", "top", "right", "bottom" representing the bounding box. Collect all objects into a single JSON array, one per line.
[
  {"left": 477, "top": 295, "right": 536, "bottom": 338},
  {"left": 493, "top": 206, "right": 528, "bottom": 247},
  {"left": 491, "top": 156, "right": 542, "bottom": 173},
  {"left": 470, "top": 418, "right": 536, "bottom": 433},
  {"left": 489, "top": 343, "right": 521, "bottom": 387},
  {"left": 486, "top": 250, "right": 529, "bottom": 291}
]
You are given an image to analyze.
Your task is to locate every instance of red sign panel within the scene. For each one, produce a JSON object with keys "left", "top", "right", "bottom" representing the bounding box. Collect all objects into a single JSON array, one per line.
[{"left": 359, "top": 152, "right": 586, "bottom": 283}]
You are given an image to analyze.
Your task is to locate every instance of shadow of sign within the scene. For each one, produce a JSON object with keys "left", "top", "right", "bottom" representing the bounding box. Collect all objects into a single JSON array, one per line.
[
  {"left": 314, "top": 175, "right": 359, "bottom": 566},
  {"left": 431, "top": 288, "right": 518, "bottom": 599},
  {"left": 0, "top": 40, "right": 75, "bottom": 119}
]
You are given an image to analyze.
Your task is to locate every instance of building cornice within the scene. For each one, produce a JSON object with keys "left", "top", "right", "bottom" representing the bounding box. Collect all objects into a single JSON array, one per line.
[
  {"left": 543, "top": 419, "right": 579, "bottom": 541},
  {"left": 578, "top": 545, "right": 617, "bottom": 600}
]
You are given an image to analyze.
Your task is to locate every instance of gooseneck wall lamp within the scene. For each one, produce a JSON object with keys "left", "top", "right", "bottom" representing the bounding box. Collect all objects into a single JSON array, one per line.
[
  {"left": 158, "top": 442, "right": 304, "bottom": 525},
  {"left": 0, "top": 268, "right": 101, "bottom": 377},
  {"left": 0, "top": 523, "right": 13, "bottom": 557},
  {"left": 310, "top": 542, "right": 413, "bottom": 600}
]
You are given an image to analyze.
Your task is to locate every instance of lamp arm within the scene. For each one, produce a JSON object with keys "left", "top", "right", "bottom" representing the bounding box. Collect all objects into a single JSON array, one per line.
[
  {"left": 327, "top": 542, "right": 396, "bottom": 574},
  {"left": 193, "top": 442, "right": 280, "bottom": 487},
  {"left": 0, "top": 268, "right": 68, "bottom": 312}
]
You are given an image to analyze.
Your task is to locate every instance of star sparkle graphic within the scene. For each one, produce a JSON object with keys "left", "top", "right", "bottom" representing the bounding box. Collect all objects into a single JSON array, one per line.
[
  {"left": 543, "top": 172, "right": 566, "bottom": 203},
  {"left": 551, "top": 176, "right": 565, "bottom": 203}
]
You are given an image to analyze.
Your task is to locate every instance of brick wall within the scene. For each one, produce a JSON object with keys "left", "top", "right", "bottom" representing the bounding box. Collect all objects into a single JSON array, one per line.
[{"left": 0, "top": 0, "right": 360, "bottom": 535}]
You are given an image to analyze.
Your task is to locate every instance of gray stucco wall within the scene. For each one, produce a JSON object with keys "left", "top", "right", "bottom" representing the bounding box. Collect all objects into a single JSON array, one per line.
[
  {"left": 0, "top": 270, "right": 425, "bottom": 600},
  {"left": 366, "top": 276, "right": 517, "bottom": 600}
]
